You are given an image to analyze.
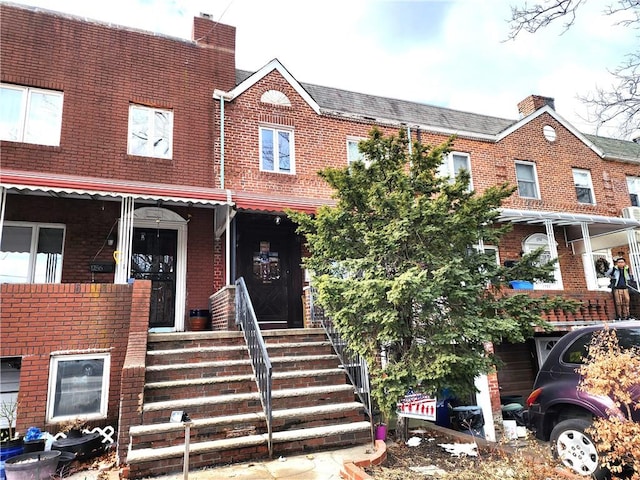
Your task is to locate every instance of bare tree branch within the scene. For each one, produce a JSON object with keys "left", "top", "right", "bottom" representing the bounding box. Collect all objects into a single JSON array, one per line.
[
  {"left": 507, "top": 0, "right": 584, "bottom": 39},
  {"left": 508, "top": 0, "right": 640, "bottom": 138}
]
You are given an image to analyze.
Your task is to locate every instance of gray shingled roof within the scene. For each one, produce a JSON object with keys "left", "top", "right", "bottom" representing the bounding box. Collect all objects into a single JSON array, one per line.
[
  {"left": 236, "top": 69, "right": 640, "bottom": 162},
  {"left": 585, "top": 134, "right": 640, "bottom": 162}
]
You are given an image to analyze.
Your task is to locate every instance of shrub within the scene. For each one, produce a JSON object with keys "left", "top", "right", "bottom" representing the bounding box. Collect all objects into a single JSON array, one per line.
[{"left": 578, "top": 326, "right": 640, "bottom": 479}]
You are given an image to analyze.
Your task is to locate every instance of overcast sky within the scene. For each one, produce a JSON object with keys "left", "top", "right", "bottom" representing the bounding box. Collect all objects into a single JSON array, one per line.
[{"left": 8, "top": 0, "right": 635, "bottom": 139}]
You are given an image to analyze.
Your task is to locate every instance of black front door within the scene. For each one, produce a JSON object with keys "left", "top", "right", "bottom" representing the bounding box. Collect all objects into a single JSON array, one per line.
[
  {"left": 236, "top": 214, "right": 302, "bottom": 329},
  {"left": 131, "top": 227, "right": 177, "bottom": 329}
]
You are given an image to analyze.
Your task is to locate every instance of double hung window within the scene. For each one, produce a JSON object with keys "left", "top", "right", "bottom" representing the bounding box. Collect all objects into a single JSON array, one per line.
[
  {"left": 515, "top": 161, "right": 539, "bottom": 199},
  {"left": 0, "top": 84, "right": 63, "bottom": 146},
  {"left": 260, "top": 126, "right": 294, "bottom": 173},
  {"left": 627, "top": 176, "right": 640, "bottom": 206},
  {"left": 439, "top": 152, "right": 472, "bottom": 190},
  {"left": 128, "top": 104, "right": 173, "bottom": 159},
  {"left": 572, "top": 168, "right": 595, "bottom": 204}
]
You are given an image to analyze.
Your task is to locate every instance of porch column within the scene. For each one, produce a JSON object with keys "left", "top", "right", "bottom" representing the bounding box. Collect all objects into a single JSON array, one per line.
[
  {"left": 114, "top": 196, "right": 135, "bottom": 284},
  {"left": 544, "top": 219, "right": 563, "bottom": 288},
  {"left": 627, "top": 229, "right": 640, "bottom": 280},
  {"left": 581, "top": 222, "right": 598, "bottom": 288},
  {"left": 0, "top": 187, "right": 6, "bottom": 246}
]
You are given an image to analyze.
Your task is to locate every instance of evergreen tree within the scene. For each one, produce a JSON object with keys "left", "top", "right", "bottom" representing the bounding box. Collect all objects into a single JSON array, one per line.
[{"left": 289, "top": 127, "right": 577, "bottom": 423}]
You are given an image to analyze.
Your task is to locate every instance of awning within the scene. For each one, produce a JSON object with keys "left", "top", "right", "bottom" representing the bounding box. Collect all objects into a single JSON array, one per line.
[
  {"left": 0, "top": 169, "right": 232, "bottom": 208},
  {"left": 232, "top": 190, "right": 335, "bottom": 215},
  {"left": 498, "top": 207, "right": 640, "bottom": 251}
]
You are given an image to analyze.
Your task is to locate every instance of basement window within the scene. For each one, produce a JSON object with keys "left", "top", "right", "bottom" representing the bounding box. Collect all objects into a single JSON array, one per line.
[{"left": 46, "top": 354, "right": 110, "bottom": 423}]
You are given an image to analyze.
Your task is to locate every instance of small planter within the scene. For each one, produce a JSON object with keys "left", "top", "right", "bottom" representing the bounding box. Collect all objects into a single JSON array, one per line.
[
  {"left": 374, "top": 424, "right": 387, "bottom": 441},
  {"left": 0, "top": 440, "right": 24, "bottom": 480},
  {"left": 4, "top": 450, "right": 60, "bottom": 480}
]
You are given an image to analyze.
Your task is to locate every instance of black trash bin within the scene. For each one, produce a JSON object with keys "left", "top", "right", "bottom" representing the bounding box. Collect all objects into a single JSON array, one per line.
[{"left": 451, "top": 405, "right": 485, "bottom": 437}]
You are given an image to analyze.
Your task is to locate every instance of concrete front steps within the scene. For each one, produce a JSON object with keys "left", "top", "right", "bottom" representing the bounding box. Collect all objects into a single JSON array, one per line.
[{"left": 126, "top": 329, "right": 372, "bottom": 478}]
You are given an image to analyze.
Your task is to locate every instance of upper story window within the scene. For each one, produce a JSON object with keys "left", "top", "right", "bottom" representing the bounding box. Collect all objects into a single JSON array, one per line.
[
  {"left": 572, "top": 168, "right": 595, "bottom": 204},
  {"left": 439, "top": 152, "right": 472, "bottom": 190},
  {"left": 260, "top": 126, "right": 294, "bottom": 174},
  {"left": 47, "top": 353, "right": 110, "bottom": 422},
  {"left": 0, "top": 222, "right": 65, "bottom": 284},
  {"left": 347, "top": 137, "right": 369, "bottom": 166},
  {"left": 627, "top": 176, "right": 640, "bottom": 206},
  {"left": 515, "top": 161, "right": 539, "bottom": 199},
  {"left": 128, "top": 104, "right": 173, "bottom": 159},
  {"left": 0, "top": 83, "right": 63, "bottom": 146}
]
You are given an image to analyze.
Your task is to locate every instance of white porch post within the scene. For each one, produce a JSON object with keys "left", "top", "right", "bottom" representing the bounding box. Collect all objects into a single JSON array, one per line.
[
  {"left": 114, "top": 196, "right": 135, "bottom": 284},
  {"left": 581, "top": 222, "right": 597, "bottom": 289},
  {"left": 627, "top": 229, "right": 640, "bottom": 280},
  {"left": 544, "top": 219, "right": 563, "bottom": 288}
]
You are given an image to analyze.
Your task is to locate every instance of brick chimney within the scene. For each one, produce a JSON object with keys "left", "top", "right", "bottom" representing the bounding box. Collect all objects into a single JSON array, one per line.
[
  {"left": 517, "top": 95, "right": 555, "bottom": 117},
  {"left": 193, "top": 13, "right": 236, "bottom": 51}
]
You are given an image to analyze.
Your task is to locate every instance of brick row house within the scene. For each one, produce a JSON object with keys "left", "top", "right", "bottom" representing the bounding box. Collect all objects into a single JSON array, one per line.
[{"left": 2, "top": 2, "right": 640, "bottom": 474}]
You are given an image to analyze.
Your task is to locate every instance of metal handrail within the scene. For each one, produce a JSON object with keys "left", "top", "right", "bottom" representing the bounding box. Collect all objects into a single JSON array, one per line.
[
  {"left": 308, "top": 287, "right": 373, "bottom": 431},
  {"left": 235, "top": 277, "right": 273, "bottom": 457}
]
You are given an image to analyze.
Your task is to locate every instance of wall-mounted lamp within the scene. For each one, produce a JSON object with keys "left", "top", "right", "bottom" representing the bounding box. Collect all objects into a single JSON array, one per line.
[
  {"left": 107, "top": 231, "right": 117, "bottom": 247},
  {"left": 274, "top": 216, "right": 282, "bottom": 225}
]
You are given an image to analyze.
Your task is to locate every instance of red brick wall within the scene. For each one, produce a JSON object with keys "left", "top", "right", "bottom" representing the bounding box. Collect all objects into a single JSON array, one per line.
[
  {"left": 117, "top": 280, "right": 151, "bottom": 466},
  {"left": 209, "top": 286, "right": 236, "bottom": 330},
  {"left": 0, "top": 281, "right": 150, "bottom": 433},
  {"left": 0, "top": 4, "right": 235, "bottom": 188}
]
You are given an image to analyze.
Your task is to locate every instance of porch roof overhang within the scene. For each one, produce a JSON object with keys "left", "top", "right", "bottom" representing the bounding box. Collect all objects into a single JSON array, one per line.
[
  {"left": 498, "top": 207, "right": 640, "bottom": 252},
  {"left": 0, "top": 169, "right": 232, "bottom": 208},
  {"left": 232, "top": 190, "right": 335, "bottom": 215}
]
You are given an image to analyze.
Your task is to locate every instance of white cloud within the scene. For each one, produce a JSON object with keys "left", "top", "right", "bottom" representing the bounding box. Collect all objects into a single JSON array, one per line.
[{"left": 8, "top": 0, "right": 638, "bottom": 137}]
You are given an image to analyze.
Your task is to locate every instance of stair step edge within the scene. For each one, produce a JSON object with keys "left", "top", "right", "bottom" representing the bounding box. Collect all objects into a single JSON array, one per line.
[
  {"left": 131, "top": 401, "right": 366, "bottom": 436},
  {"left": 147, "top": 345, "right": 246, "bottom": 356},
  {"left": 145, "top": 374, "right": 254, "bottom": 389},
  {"left": 146, "top": 359, "right": 251, "bottom": 371},
  {"left": 127, "top": 422, "right": 370, "bottom": 464},
  {"left": 143, "top": 384, "right": 355, "bottom": 412}
]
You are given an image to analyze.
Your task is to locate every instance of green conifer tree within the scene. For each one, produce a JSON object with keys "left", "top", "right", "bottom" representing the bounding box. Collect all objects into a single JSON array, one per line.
[{"left": 289, "top": 127, "right": 577, "bottom": 424}]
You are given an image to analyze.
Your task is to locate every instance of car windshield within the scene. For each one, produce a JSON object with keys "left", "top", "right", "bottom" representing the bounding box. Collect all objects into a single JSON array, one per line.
[{"left": 561, "top": 327, "right": 640, "bottom": 365}]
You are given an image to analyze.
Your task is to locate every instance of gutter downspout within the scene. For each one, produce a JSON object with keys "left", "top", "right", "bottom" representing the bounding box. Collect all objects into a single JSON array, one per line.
[{"left": 213, "top": 89, "right": 234, "bottom": 286}]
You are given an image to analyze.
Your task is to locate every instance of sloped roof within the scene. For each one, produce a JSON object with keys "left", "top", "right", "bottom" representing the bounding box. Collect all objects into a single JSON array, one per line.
[
  {"left": 236, "top": 68, "right": 640, "bottom": 162},
  {"left": 585, "top": 134, "right": 640, "bottom": 163},
  {"left": 237, "top": 69, "right": 513, "bottom": 138}
]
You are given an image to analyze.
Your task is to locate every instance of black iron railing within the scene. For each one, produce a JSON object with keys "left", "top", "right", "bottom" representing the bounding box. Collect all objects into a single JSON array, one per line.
[
  {"left": 308, "top": 287, "right": 373, "bottom": 424},
  {"left": 235, "top": 277, "right": 273, "bottom": 457}
]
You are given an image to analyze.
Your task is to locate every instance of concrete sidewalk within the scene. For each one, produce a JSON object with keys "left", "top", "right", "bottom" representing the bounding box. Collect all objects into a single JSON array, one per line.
[{"left": 71, "top": 442, "right": 380, "bottom": 480}]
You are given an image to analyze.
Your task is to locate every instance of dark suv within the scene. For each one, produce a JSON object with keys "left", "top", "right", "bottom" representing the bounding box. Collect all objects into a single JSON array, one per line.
[{"left": 526, "top": 320, "right": 640, "bottom": 478}]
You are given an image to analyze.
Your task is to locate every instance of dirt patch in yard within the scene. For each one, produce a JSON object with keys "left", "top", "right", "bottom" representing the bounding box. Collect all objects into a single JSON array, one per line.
[{"left": 365, "top": 425, "right": 583, "bottom": 480}]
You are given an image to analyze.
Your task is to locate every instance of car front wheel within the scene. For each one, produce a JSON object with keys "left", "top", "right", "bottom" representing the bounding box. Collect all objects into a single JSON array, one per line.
[{"left": 549, "top": 418, "right": 607, "bottom": 479}]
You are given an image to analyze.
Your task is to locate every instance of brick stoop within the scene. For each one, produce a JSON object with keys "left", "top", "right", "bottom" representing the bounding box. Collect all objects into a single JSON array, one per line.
[{"left": 126, "top": 329, "right": 372, "bottom": 478}]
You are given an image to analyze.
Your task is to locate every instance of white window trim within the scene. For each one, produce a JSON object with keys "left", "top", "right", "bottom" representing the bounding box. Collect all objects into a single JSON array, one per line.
[
  {"left": 515, "top": 160, "right": 540, "bottom": 199},
  {"left": 46, "top": 353, "right": 110, "bottom": 423},
  {"left": 259, "top": 125, "right": 295, "bottom": 174},
  {"left": 583, "top": 250, "right": 613, "bottom": 291},
  {"left": 0, "top": 221, "right": 65, "bottom": 284},
  {"left": 0, "top": 83, "right": 64, "bottom": 146},
  {"left": 346, "top": 137, "right": 368, "bottom": 166},
  {"left": 627, "top": 176, "right": 640, "bottom": 207},
  {"left": 522, "top": 233, "right": 562, "bottom": 290},
  {"left": 127, "top": 104, "right": 173, "bottom": 159},
  {"left": 572, "top": 168, "right": 596, "bottom": 205},
  {"left": 441, "top": 152, "right": 473, "bottom": 190}
]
